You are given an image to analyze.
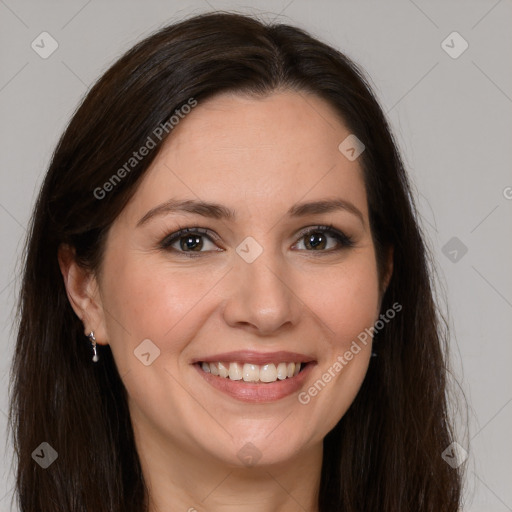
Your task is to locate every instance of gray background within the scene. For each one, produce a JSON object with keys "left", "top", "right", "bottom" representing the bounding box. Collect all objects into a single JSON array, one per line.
[{"left": 1, "top": 1, "right": 511, "bottom": 510}]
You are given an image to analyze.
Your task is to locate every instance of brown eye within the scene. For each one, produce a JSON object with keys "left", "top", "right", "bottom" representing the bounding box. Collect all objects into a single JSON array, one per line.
[
  {"left": 160, "top": 228, "right": 221, "bottom": 254},
  {"left": 294, "top": 226, "right": 354, "bottom": 252}
]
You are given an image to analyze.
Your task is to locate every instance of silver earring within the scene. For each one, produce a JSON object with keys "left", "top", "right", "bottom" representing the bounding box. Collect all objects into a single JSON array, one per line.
[{"left": 88, "top": 331, "right": 99, "bottom": 362}]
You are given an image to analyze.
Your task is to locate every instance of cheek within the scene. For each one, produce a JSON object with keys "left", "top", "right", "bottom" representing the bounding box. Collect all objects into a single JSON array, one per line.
[
  {"left": 295, "top": 252, "right": 380, "bottom": 428},
  {"left": 98, "top": 251, "right": 215, "bottom": 365},
  {"left": 304, "top": 251, "right": 381, "bottom": 344}
]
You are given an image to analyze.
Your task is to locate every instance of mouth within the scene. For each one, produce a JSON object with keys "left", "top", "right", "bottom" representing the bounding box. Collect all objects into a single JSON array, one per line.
[
  {"left": 197, "top": 361, "right": 309, "bottom": 383},
  {"left": 191, "top": 352, "right": 316, "bottom": 402}
]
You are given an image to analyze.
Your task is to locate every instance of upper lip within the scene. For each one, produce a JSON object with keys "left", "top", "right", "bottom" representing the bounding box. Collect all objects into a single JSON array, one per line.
[{"left": 191, "top": 350, "right": 316, "bottom": 365}]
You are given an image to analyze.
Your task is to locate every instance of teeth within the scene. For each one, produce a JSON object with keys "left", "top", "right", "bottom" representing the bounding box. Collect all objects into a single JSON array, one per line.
[
  {"left": 228, "top": 362, "right": 243, "bottom": 380},
  {"left": 217, "top": 362, "right": 229, "bottom": 378},
  {"left": 260, "top": 363, "right": 277, "bottom": 383},
  {"left": 276, "top": 362, "right": 288, "bottom": 380},
  {"left": 243, "top": 363, "right": 259, "bottom": 382},
  {"left": 202, "top": 361, "right": 303, "bottom": 383}
]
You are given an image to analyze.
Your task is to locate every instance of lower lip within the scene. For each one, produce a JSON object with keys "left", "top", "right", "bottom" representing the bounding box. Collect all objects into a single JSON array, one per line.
[{"left": 193, "top": 363, "right": 315, "bottom": 403}]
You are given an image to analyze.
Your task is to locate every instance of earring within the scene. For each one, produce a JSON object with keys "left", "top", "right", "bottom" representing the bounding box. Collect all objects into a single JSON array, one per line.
[{"left": 88, "top": 331, "right": 99, "bottom": 362}]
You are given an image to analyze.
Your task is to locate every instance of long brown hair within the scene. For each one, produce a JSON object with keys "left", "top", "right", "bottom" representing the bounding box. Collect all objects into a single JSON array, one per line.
[{"left": 9, "top": 11, "right": 463, "bottom": 511}]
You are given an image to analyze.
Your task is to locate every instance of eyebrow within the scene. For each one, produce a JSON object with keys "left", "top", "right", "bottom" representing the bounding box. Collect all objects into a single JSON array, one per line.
[{"left": 136, "top": 197, "right": 364, "bottom": 227}]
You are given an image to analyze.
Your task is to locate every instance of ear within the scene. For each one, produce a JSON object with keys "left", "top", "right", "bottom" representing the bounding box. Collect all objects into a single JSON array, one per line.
[{"left": 58, "top": 244, "right": 109, "bottom": 345}]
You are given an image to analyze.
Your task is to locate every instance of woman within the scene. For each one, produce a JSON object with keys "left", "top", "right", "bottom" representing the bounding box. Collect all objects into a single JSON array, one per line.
[{"left": 9, "top": 11, "right": 463, "bottom": 512}]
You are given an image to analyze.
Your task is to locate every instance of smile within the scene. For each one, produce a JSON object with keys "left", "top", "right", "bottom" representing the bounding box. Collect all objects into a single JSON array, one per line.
[
  {"left": 193, "top": 360, "right": 315, "bottom": 403},
  {"left": 200, "top": 361, "right": 303, "bottom": 383}
]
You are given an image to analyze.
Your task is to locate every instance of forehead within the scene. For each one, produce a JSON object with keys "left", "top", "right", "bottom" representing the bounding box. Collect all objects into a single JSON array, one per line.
[{"left": 123, "top": 90, "right": 368, "bottom": 223}]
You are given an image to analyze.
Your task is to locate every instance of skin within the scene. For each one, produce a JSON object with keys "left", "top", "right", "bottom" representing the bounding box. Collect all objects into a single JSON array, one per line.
[{"left": 60, "top": 90, "right": 392, "bottom": 512}]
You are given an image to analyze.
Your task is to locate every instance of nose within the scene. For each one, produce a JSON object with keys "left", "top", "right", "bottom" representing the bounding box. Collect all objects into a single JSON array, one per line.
[{"left": 221, "top": 246, "right": 302, "bottom": 336}]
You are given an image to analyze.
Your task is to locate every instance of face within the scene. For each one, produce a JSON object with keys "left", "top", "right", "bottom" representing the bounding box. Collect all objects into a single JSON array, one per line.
[{"left": 79, "top": 91, "right": 387, "bottom": 468}]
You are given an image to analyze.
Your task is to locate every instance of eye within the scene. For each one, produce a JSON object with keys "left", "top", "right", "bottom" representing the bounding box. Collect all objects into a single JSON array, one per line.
[
  {"left": 159, "top": 224, "right": 354, "bottom": 257},
  {"left": 292, "top": 225, "right": 354, "bottom": 252},
  {"left": 159, "top": 227, "right": 221, "bottom": 255}
]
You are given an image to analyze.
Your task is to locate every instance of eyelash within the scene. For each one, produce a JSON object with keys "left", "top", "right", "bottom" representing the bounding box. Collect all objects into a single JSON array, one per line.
[{"left": 158, "top": 224, "right": 354, "bottom": 257}]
